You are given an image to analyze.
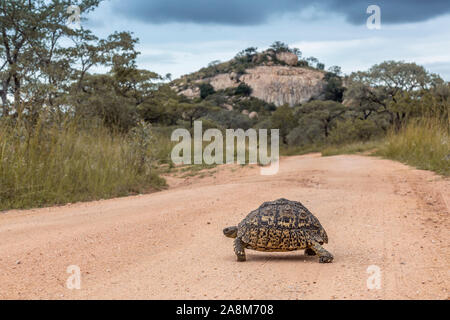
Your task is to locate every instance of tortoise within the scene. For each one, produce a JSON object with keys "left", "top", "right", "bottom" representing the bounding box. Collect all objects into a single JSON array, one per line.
[{"left": 223, "top": 198, "right": 333, "bottom": 263}]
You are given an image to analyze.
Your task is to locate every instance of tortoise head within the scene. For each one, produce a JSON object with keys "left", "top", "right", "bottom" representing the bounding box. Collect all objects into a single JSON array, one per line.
[{"left": 223, "top": 226, "right": 238, "bottom": 238}]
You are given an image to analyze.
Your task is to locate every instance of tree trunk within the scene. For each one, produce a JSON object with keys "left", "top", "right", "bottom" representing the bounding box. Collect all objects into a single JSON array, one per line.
[
  {"left": 0, "top": 90, "right": 8, "bottom": 117},
  {"left": 13, "top": 75, "right": 22, "bottom": 117}
]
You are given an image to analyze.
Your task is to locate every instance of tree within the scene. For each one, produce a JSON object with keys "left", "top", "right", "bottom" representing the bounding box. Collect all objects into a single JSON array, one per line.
[
  {"left": 270, "top": 41, "right": 290, "bottom": 53},
  {"left": 235, "top": 47, "right": 258, "bottom": 64},
  {"left": 137, "top": 84, "right": 184, "bottom": 125},
  {"left": 345, "top": 61, "right": 443, "bottom": 129},
  {"left": 178, "top": 101, "right": 218, "bottom": 128},
  {"left": 296, "top": 100, "right": 347, "bottom": 138},
  {"left": 306, "top": 57, "right": 318, "bottom": 66},
  {"left": 270, "top": 104, "right": 297, "bottom": 144},
  {"left": 207, "top": 60, "right": 221, "bottom": 73},
  {"left": 70, "top": 73, "right": 138, "bottom": 131},
  {"left": 67, "top": 30, "right": 162, "bottom": 130},
  {"left": 204, "top": 109, "right": 252, "bottom": 130},
  {"left": 0, "top": 0, "right": 102, "bottom": 117},
  {"left": 328, "top": 66, "right": 342, "bottom": 76},
  {"left": 291, "top": 48, "right": 302, "bottom": 59},
  {"left": 324, "top": 72, "right": 345, "bottom": 102},
  {"left": 208, "top": 60, "right": 221, "bottom": 68},
  {"left": 0, "top": 0, "right": 148, "bottom": 124}
]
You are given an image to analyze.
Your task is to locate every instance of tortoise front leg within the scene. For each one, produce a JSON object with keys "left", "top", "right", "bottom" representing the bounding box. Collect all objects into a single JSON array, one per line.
[
  {"left": 304, "top": 248, "right": 316, "bottom": 256},
  {"left": 234, "top": 237, "right": 246, "bottom": 262},
  {"left": 309, "top": 242, "right": 333, "bottom": 263}
]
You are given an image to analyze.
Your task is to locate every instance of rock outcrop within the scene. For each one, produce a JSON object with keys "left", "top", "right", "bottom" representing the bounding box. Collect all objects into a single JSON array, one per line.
[
  {"left": 275, "top": 52, "right": 298, "bottom": 66},
  {"left": 177, "top": 66, "right": 325, "bottom": 107}
]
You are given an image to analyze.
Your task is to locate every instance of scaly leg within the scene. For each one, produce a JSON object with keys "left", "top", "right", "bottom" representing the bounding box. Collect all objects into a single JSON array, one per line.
[
  {"left": 309, "top": 242, "right": 333, "bottom": 263},
  {"left": 234, "top": 237, "right": 246, "bottom": 262},
  {"left": 304, "top": 248, "right": 316, "bottom": 256}
]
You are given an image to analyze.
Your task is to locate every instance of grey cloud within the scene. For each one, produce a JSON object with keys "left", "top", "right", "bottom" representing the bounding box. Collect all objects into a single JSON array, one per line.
[{"left": 112, "top": 0, "right": 450, "bottom": 25}]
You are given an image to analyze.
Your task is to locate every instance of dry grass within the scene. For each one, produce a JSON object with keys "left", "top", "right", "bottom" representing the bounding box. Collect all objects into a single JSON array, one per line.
[
  {"left": 376, "top": 118, "right": 449, "bottom": 176},
  {"left": 0, "top": 117, "right": 166, "bottom": 211}
]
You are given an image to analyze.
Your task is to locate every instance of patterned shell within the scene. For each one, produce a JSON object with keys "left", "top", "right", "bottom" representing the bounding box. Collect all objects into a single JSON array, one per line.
[{"left": 237, "top": 198, "right": 328, "bottom": 251}]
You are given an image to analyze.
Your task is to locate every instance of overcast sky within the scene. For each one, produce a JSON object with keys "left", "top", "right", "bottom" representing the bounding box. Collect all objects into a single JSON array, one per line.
[{"left": 84, "top": 0, "right": 450, "bottom": 80}]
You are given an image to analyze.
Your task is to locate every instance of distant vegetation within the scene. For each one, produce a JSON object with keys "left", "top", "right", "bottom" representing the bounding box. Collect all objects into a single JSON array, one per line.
[
  {"left": 0, "top": 1, "right": 448, "bottom": 210},
  {"left": 173, "top": 41, "right": 326, "bottom": 84},
  {"left": 283, "top": 61, "right": 449, "bottom": 175}
]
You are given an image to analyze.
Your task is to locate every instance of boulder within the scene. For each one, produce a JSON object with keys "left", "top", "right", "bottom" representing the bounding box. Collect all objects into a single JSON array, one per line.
[
  {"left": 276, "top": 52, "right": 298, "bottom": 66},
  {"left": 249, "top": 111, "right": 259, "bottom": 119}
]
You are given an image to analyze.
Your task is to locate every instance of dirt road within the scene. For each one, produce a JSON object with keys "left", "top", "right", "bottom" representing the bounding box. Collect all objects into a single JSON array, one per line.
[{"left": 0, "top": 154, "right": 448, "bottom": 299}]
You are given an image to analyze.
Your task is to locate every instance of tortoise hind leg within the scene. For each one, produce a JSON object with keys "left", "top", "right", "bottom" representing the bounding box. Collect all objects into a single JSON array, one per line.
[
  {"left": 234, "top": 237, "right": 246, "bottom": 262},
  {"left": 309, "top": 242, "right": 333, "bottom": 263}
]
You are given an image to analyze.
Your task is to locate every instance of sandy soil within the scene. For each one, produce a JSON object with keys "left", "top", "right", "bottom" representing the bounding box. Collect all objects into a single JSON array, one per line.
[{"left": 0, "top": 154, "right": 448, "bottom": 300}]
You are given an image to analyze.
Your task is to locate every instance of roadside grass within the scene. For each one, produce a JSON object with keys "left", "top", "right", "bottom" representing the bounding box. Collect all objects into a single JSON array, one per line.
[
  {"left": 2, "top": 114, "right": 447, "bottom": 211},
  {"left": 281, "top": 117, "right": 449, "bottom": 177},
  {"left": 178, "top": 163, "right": 217, "bottom": 178},
  {"left": 280, "top": 144, "right": 321, "bottom": 156},
  {"left": 321, "top": 140, "right": 381, "bottom": 157},
  {"left": 0, "top": 118, "right": 167, "bottom": 211},
  {"left": 280, "top": 140, "right": 380, "bottom": 158},
  {"left": 376, "top": 118, "right": 449, "bottom": 176}
]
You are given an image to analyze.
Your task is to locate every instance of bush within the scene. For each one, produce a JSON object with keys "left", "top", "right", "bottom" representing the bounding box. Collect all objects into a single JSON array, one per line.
[
  {"left": 199, "top": 83, "right": 216, "bottom": 99},
  {"left": 235, "top": 83, "right": 253, "bottom": 96},
  {"left": 328, "top": 119, "right": 382, "bottom": 144},
  {"left": 287, "top": 123, "right": 325, "bottom": 146},
  {"left": 298, "top": 60, "right": 309, "bottom": 67},
  {"left": 203, "top": 110, "right": 252, "bottom": 130}
]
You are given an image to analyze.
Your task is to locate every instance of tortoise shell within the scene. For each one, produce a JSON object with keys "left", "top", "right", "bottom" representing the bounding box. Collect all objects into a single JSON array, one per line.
[{"left": 237, "top": 198, "right": 328, "bottom": 251}]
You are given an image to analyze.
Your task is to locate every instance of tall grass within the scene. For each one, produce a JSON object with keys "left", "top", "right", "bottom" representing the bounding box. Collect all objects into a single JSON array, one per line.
[
  {"left": 376, "top": 117, "right": 449, "bottom": 176},
  {"left": 0, "top": 117, "right": 166, "bottom": 211}
]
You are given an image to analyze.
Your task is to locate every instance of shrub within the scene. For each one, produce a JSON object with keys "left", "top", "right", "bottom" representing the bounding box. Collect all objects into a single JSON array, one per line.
[
  {"left": 203, "top": 110, "right": 252, "bottom": 130},
  {"left": 199, "top": 83, "right": 216, "bottom": 99},
  {"left": 328, "top": 119, "right": 382, "bottom": 144},
  {"left": 298, "top": 60, "right": 309, "bottom": 67},
  {"left": 235, "top": 83, "right": 253, "bottom": 96},
  {"left": 287, "top": 123, "right": 326, "bottom": 146}
]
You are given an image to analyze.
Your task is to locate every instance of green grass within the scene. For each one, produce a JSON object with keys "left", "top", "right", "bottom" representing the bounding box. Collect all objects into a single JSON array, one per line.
[
  {"left": 280, "top": 140, "right": 380, "bottom": 158},
  {"left": 376, "top": 118, "right": 449, "bottom": 176},
  {"left": 321, "top": 140, "right": 381, "bottom": 157},
  {"left": 280, "top": 144, "right": 322, "bottom": 156},
  {"left": 0, "top": 118, "right": 167, "bottom": 211}
]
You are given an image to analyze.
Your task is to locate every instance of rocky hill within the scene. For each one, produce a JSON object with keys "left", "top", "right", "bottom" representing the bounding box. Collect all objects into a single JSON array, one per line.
[{"left": 171, "top": 49, "right": 327, "bottom": 107}]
